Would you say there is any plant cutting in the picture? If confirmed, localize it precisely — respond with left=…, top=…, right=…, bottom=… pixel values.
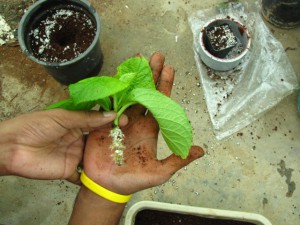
left=45, top=56, right=192, bottom=165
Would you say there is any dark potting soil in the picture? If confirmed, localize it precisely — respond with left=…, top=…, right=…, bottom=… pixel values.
left=135, top=210, right=256, bottom=225
left=206, top=24, right=237, bottom=52
left=203, top=22, right=246, bottom=59
left=28, top=6, right=96, bottom=63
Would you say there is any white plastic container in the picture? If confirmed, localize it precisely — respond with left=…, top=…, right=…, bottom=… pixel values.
left=198, top=17, right=251, bottom=71
left=125, top=201, right=272, bottom=225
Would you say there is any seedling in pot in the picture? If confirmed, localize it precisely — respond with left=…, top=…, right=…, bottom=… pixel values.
left=45, top=56, right=193, bottom=165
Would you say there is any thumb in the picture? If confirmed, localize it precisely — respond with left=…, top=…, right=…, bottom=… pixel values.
left=159, top=146, right=205, bottom=179
left=50, top=109, right=117, bottom=131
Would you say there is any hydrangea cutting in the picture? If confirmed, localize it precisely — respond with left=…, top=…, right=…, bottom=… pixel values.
left=45, top=56, right=193, bottom=165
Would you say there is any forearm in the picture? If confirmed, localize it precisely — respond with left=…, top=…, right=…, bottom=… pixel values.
left=69, top=186, right=126, bottom=225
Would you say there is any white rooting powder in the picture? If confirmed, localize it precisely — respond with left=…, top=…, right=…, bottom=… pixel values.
left=109, top=127, right=125, bottom=166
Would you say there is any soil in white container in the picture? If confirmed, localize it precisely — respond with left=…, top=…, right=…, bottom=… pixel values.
left=135, top=209, right=256, bottom=225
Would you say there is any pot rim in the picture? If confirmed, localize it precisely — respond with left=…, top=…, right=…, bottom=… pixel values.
left=18, top=0, right=101, bottom=67
left=199, top=17, right=251, bottom=63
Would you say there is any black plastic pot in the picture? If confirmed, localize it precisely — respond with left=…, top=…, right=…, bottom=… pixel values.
left=18, top=0, right=103, bottom=85
left=261, top=0, right=300, bottom=29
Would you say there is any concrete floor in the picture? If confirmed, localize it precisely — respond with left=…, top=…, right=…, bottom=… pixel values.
left=0, top=0, right=299, bottom=224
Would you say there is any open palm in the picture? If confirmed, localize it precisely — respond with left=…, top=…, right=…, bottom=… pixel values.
left=83, top=53, right=204, bottom=194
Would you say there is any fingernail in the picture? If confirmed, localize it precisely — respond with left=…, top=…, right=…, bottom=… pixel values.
left=103, top=111, right=116, bottom=118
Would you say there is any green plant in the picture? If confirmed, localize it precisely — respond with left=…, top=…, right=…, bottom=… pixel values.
left=46, top=56, right=192, bottom=165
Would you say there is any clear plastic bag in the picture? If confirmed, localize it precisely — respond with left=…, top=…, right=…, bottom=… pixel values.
left=188, top=2, right=299, bottom=140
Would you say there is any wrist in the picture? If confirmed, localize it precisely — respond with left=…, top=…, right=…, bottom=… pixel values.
left=79, top=185, right=127, bottom=207
left=0, top=122, right=14, bottom=176
left=0, top=148, right=11, bottom=176
left=69, top=186, right=126, bottom=225
left=80, top=170, right=132, bottom=203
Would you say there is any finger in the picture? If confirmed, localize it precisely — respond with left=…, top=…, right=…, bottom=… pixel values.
left=159, top=146, right=204, bottom=179
left=50, top=109, right=117, bottom=130
left=149, top=52, right=165, bottom=84
left=156, top=65, right=175, bottom=97
left=118, top=114, right=129, bottom=127
left=124, top=100, right=155, bottom=118
left=93, top=113, right=128, bottom=129
left=66, top=170, right=81, bottom=185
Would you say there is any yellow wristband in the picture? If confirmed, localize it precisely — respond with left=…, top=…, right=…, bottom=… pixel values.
left=80, top=170, right=132, bottom=203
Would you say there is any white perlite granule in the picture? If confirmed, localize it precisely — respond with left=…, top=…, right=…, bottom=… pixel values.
left=29, top=8, right=95, bottom=62
left=207, top=24, right=237, bottom=51
left=0, top=14, right=14, bottom=46
left=30, top=9, right=75, bottom=55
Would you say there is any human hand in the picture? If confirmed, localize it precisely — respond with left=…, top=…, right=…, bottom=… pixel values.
left=0, top=109, right=126, bottom=184
left=83, top=52, right=205, bottom=195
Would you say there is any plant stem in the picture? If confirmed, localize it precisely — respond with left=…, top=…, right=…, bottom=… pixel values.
left=114, top=103, right=134, bottom=126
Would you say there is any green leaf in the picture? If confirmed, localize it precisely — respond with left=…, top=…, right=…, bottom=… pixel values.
left=44, top=99, right=96, bottom=111
left=128, top=88, right=192, bottom=159
left=69, top=76, right=129, bottom=104
left=114, top=57, right=156, bottom=110
left=115, top=57, right=155, bottom=90
left=97, top=97, right=112, bottom=111
left=118, top=72, right=137, bottom=84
